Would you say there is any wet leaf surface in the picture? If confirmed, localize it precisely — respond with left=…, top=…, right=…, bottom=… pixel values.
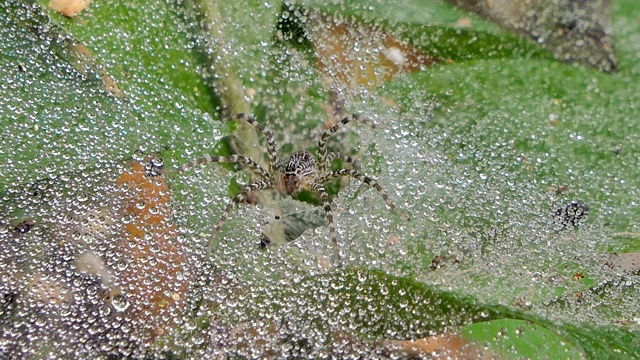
left=2, top=0, right=640, bottom=358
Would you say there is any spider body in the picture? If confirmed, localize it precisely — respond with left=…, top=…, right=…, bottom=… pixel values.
left=283, top=150, right=318, bottom=196
left=171, top=113, right=408, bottom=258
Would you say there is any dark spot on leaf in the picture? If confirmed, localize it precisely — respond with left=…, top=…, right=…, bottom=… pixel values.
left=144, top=157, right=164, bottom=177
left=430, top=255, right=447, bottom=270
left=554, top=201, right=588, bottom=227
left=14, top=219, right=35, bottom=234
left=260, top=235, right=271, bottom=248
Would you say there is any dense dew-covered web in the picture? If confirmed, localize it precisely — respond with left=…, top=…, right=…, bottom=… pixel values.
left=2, top=0, right=640, bottom=358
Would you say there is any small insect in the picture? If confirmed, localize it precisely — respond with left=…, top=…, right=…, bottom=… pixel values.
left=167, top=113, right=409, bottom=258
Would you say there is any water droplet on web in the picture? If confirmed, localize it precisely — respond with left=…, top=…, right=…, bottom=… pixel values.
left=111, top=293, right=129, bottom=312
left=0, top=0, right=636, bottom=357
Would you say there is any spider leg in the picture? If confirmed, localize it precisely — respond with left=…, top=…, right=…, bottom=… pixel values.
left=234, top=113, right=278, bottom=173
left=163, top=155, right=270, bottom=179
left=210, top=179, right=273, bottom=246
left=318, top=113, right=363, bottom=174
left=325, top=152, right=358, bottom=171
left=320, top=169, right=410, bottom=220
left=312, top=183, right=341, bottom=260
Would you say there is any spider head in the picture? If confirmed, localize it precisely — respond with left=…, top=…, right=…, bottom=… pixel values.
left=282, top=150, right=318, bottom=196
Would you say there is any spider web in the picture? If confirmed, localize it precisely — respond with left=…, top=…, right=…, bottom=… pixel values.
left=2, top=0, right=640, bottom=358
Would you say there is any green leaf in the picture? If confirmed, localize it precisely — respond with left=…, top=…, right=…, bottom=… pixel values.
left=461, top=319, right=584, bottom=359
left=42, top=0, right=220, bottom=115
left=1, top=0, right=226, bottom=191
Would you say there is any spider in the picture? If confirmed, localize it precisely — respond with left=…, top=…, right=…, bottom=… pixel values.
left=169, top=113, right=409, bottom=258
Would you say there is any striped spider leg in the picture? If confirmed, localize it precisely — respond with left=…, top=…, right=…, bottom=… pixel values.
left=171, top=154, right=276, bottom=248
left=282, top=114, right=409, bottom=259
left=165, top=113, right=279, bottom=248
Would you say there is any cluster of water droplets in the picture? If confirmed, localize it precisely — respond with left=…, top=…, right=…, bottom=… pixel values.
left=3, top=0, right=640, bottom=357
left=1, top=162, right=181, bottom=357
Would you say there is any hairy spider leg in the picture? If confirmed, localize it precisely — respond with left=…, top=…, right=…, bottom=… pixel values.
left=312, top=182, right=341, bottom=260
left=210, top=179, right=274, bottom=246
left=317, top=113, right=361, bottom=174
left=325, top=152, right=358, bottom=170
left=234, top=113, right=279, bottom=173
left=320, top=169, right=410, bottom=220
left=167, top=155, right=271, bottom=179
left=161, top=155, right=275, bottom=245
